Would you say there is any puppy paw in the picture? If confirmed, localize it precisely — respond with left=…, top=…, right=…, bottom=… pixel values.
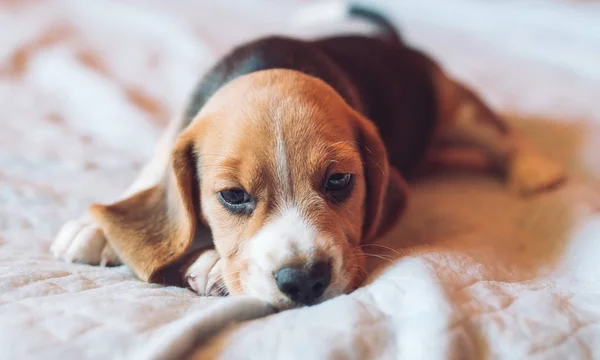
left=51, top=218, right=121, bottom=266
left=508, top=152, right=567, bottom=195
left=99, top=242, right=121, bottom=267
left=185, top=249, right=227, bottom=296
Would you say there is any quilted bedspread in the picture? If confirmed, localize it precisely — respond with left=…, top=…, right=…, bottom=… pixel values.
left=1, top=0, right=600, bottom=359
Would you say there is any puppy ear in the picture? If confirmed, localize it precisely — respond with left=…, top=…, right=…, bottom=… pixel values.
left=89, top=130, right=201, bottom=284
left=353, top=111, right=409, bottom=241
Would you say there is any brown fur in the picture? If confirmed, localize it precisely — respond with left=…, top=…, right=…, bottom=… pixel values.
left=89, top=129, right=200, bottom=283
left=87, top=65, right=566, bottom=296
left=51, top=9, right=565, bottom=307
left=89, top=70, right=406, bottom=293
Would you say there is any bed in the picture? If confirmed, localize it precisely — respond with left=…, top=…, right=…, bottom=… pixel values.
left=1, top=0, right=600, bottom=359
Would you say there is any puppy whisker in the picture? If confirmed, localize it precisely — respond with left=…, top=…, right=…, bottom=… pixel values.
left=350, top=263, right=368, bottom=276
left=221, top=270, right=243, bottom=278
left=356, top=243, right=402, bottom=257
left=358, top=252, right=395, bottom=264
left=361, top=146, right=386, bottom=176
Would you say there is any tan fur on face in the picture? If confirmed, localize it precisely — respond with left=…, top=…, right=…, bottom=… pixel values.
left=86, top=68, right=404, bottom=307
left=193, top=70, right=369, bottom=303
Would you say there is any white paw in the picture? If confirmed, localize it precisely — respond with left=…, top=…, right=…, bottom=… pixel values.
left=509, top=152, right=566, bottom=195
left=184, top=249, right=227, bottom=296
left=51, top=218, right=122, bottom=266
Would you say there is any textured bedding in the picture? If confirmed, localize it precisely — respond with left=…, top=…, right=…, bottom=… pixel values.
left=1, top=0, right=600, bottom=359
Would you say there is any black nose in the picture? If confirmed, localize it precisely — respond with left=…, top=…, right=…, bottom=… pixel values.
left=274, top=262, right=331, bottom=305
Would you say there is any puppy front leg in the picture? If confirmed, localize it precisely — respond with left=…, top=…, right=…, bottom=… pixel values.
left=52, top=114, right=188, bottom=266
left=182, top=249, right=227, bottom=296
left=432, top=69, right=566, bottom=195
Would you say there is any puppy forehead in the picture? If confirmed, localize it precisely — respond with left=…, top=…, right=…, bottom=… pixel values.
left=198, top=70, right=359, bottom=176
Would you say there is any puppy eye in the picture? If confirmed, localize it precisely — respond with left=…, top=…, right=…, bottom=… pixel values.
left=326, top=173, right=352, bottom=191
left=324, top=173, right=354, bottom=202
left=217, top=188, right=254, bottom=214
left=219, top=189, right=249, bottom=204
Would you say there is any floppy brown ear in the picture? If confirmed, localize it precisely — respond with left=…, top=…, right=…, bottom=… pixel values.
left=89, top=130, right=201, bottom=284
left=353, top=110, right=409, bottom=241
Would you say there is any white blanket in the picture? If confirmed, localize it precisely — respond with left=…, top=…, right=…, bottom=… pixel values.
left=1, top=1, right=600, bottom=359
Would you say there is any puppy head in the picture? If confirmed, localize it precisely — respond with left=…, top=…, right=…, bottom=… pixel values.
left=91, top=69, right=407, bottom=309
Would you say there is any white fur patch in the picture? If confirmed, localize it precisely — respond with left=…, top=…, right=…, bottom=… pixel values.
left=185, top=249, right=225, bottom=296
left=250, top=207, right=319, bottom=269
left=274, top=122, right=292, bottom=200
left=245, top=207, right=343, bottom=304
left=51, top=219, right=121, bottom=266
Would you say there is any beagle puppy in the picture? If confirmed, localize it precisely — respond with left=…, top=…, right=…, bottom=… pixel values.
left=51, top=6, right=565, bottom=310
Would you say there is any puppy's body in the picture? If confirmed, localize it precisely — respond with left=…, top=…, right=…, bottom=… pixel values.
left=52, top=6, right=566, bottom=310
